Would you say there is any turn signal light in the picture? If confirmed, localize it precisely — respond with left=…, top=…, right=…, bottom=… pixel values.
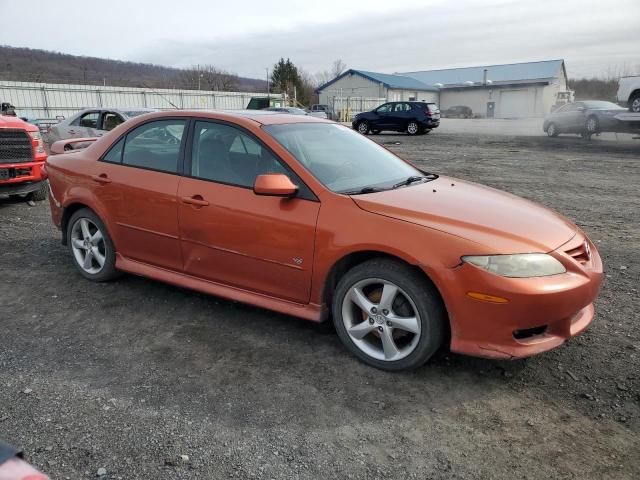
left=466, top=292, right=509, bottom=304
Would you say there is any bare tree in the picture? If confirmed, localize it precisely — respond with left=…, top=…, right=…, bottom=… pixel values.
left=182, top=65, right=240, bottom=91
left=331, top=59, right=347, bottom=78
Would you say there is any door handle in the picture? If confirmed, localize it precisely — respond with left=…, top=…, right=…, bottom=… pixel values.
left=181, top=195, right=209, bottom=207
left=91, top=174, right=112, bottom=184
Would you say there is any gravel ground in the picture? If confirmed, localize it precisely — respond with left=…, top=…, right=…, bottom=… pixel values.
left=1, top=128, right=638, bottom=479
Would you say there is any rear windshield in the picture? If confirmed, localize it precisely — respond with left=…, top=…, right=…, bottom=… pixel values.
left=420, top=103, right=439, bottom=112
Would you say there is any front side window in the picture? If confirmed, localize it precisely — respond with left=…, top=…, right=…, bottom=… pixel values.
left=375, top=104, right=392, bottom=114
left=73, top=111, right=99, bottom=128
left=263, top=123, right=423, bottom=193
left=394, top=103, right=411, bottom=112
left=121, top=120, right=185, bottom=173
left=191, top=121, right=288, bottom=187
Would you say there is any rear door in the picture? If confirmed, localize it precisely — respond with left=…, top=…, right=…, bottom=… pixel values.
left=390, top=102, right=412, bottom=128
left=91, top=118, right=187, bottom=270
left=177, top=119, right=320, bottom=303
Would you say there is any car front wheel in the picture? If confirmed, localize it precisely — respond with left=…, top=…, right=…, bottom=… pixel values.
left=356, top=121, right=370, bottom=135
left=67, top=208, right=119, bottom=282
left=630, top=93, right=640, bottom=113
left=585, top=116, right=599, bottom=135
left=547, top=122, right=559, bottom=137
left=406, top=121, right=419, bottom=135
left=332, top=259, right=446, bottom=371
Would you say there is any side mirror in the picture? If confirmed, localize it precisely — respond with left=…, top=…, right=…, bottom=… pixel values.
left=253, top=174, right=298, bottom=197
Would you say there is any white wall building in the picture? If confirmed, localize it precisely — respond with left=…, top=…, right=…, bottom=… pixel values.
left=317, top=60, right=571, bottom=118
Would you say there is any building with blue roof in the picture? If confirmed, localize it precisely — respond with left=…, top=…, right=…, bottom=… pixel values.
left=316, top=60, right=572, bottom=119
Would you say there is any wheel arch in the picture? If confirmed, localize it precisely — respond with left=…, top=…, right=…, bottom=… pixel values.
left=321, top=250, right=449, bottom=327
left=60, top=196, right=113, bottom=247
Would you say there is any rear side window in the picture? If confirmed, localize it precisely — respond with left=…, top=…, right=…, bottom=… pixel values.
left=121, top=120, right=185, bottom=173
left=103, top=138, right=124, bottom=163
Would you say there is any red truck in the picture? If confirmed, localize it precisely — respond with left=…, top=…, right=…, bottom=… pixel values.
left=0, top=103, right=48, bottom=201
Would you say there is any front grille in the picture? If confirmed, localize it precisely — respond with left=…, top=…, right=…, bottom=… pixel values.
left=565, top=242, right=591, bottom=265
left=0, top=129, right=33, bottom=164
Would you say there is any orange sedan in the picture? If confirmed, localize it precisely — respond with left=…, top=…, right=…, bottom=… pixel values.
left=46, top=111, right=603, bottom=370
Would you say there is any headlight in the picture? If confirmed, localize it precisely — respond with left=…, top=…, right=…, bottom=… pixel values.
left=462, top=253, right=566, bottom=278
left=28, top=130, right=45, bottom=154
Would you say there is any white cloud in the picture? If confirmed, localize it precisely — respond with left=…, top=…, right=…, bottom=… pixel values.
left=1, top=0, right=638, bottom=78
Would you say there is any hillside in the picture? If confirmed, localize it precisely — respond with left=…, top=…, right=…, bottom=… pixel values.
left=0, top=45, right=266, bottom=92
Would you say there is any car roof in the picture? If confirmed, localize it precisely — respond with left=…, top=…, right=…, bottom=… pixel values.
left=129, top=109, right=331, bottom=126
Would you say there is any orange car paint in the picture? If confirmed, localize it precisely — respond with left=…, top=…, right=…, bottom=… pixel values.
left=46, top=110, right=603, bottom=360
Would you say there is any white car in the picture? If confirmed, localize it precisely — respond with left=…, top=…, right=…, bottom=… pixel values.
left=48, top=108, right=157, bottom=146
left=617, top=76, right=640, bottom=112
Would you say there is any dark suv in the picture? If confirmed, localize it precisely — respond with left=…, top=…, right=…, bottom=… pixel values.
left=352, top=101, right=440, bottom=135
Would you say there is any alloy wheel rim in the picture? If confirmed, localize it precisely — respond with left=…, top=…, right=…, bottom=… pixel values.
left=632, top=98, right=640, bottom=113
left=342, top=278, right=422, bottom=361
left=358, top=122, right=368, bottom=134
left=548, top=124, right=556, bottom=136
left=408, top=123, right=418, bottom=134
left=71, top=218, right=106, bottom=274
left=587, top=118, right=597, bottom=132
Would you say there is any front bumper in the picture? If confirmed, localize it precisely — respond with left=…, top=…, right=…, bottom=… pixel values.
left=0, top=161, right=46, bottom=196
left=438, top=232, right=603, bottom=360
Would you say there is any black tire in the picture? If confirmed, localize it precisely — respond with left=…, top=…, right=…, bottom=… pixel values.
left=27, top=181, right=48, bottom=201
left=332, top=258, right=447, bottom=371
left=629, top=93, right=640, bottom=113
left=66, top=208, right=120, bottom=282
left=406, top=121, right=420, bottom=136
left=356, top=121, right=370, bottom=135
left=546, top=122, right=559, bottom=137
left=585, top=115, right=599, bottom=136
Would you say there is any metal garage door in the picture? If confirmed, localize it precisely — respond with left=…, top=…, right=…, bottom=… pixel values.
left=499, top=90, right=529, bottom=118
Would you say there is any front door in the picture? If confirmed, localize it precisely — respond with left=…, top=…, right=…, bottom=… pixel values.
left=486, top=102, right=495, bottom=118
left=177, top=120, right=320, bottom=303
left=372, top=103, right=394, bottom=129
left=91, top=118, right=187, bottom=270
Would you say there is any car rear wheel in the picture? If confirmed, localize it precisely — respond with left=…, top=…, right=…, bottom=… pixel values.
left=356, top=121, right=370, bottom=135
left=67, top=208, right=119, bottom=282
left=585, top=116, right=599, bottom=135
left=630, top=93, right=640, bottom=113
left=332, top=259, right=446, bottom=371
left=547, top=122, right=559, bottom=137
left=406, top=121, right=419, bottom=135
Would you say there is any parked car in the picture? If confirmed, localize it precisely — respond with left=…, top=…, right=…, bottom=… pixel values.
left=47, top=108, right=156, bottom=147
left=46, top=110, right=602, bottom=371
left=310, top=104, right=331, bottom=119
left=441, top=106, right=472, bottom=118
left=617, top=76, right=640, bottom=112
left=543, top=101, right=626, bottom=137
left=0, top=111, right=48, bottom=201
left=352, top=101, right=440, bottom=135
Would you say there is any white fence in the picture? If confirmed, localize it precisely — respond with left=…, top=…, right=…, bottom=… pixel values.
left=328, top=96, right=387, bottom=121
left=0, top=81, right=281, bottom=119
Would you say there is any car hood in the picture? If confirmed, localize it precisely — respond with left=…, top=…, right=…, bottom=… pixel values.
left=351, top=176, right=577, bottom=253
left=0, top=114, right=37, bottom=131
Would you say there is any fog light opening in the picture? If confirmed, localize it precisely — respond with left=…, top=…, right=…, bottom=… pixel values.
left=513, top=325, right=548, bottom=340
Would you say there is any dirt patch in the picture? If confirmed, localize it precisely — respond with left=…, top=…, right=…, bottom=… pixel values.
left=0, top=132, right=638, bottom=479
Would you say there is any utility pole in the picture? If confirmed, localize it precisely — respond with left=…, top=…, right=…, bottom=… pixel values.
left=197, top=64, right=201, bottom=91
left=266, top=67, right=270, bottom=96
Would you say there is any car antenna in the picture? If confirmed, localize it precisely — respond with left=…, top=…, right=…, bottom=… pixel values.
left=140, top=82, right=180, bottom=110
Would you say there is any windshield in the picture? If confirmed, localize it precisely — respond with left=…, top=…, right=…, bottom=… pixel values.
left=582, top=101, right=623, bottom=110
left=263, top=123, right=424, bottom=193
